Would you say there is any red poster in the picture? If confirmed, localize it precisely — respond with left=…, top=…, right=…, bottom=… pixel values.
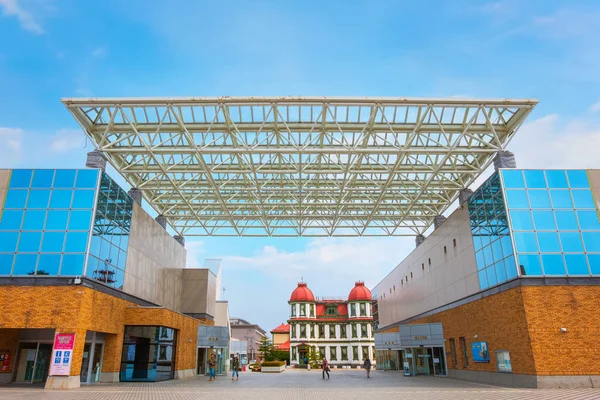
left=50, top=333, right=76, bottom=376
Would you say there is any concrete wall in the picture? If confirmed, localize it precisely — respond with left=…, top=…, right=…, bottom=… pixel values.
left=0, top=170, right=10, bottom=211
left=588, top=170, right=600, bottom=211
left=374, top=206, right=480, bottom=328
left=123, top=203, right=186, bottom=311
left=180, top=268, right=217, bottom=319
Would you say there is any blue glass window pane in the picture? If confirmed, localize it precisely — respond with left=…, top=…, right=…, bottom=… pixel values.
left=524, top=170, right=546, bottom=188
left=68, top=210, right=92, bottom=230
left=505, top=256, right=518, bottom=279
left=513, top=232, right=538, bottom=253
left=560, top=232, right=584, bottom=252
left=532, top=211, right=556, bottom=230
left=37, top=254, right=61, bottom=275
left=90, top=235, right=102, bottom=257
left=542, top=254, right=566, bottom=275
left=537, top=232, right=560, bottom=252
left=9, top=170, right=32, bottom=188
left=495, top=260, right=507, bottom=283
left=65, top=232, right=89, bottom=253
left=86, top=256, right=98, bottom=278
left=32, top=170, right=54, bottom=188
left=50, top=190, right=73, bottom=208
left=565, top=254, right=589, bottom=275
left=491, top=240, right=503, bottom=263
left=118, top=250, right=127, bottom=270
left=13, top=254, right=38, bottom=275
left=567, top=170, right=590, bottom=188
left=0, top=210, right=23, bottom=229
left=99, top=239, right=111, bottom=260
left=572, top=190, right=595, bottom=209
left=0, top=254, right=14, bottom=275
left=506, top=190, right=528, bottom=208
left=550, top=190, right=573, bottom=209
left=486, top=265, right=498, bottom=287
left=472, top=233, right=482, bottom=251
left=115, top=268, right=125, bottom=289
left=0, top=232, right=19, bottom=252
left=475, top=250, right=485, bottom=270
left=478, top=270, right=488, bottom=290
left=578, top=211, right=600, bottom=230
left=528, top=190, right=551, bottom=209
left=582, top=232, right=600, bottom=252
left=41, top=232, right=65, bottom=252
left=18, top=231, right=42, bottom=252
left=27, top=190, right=51, bottom=208
left=501, top=170, right=525, bottom=189
left=589, top=254, right=600, bottom=275
left=509, top=210, right=533, bottom=230
left=53, top=170, right=76, bottom=188
left=22, top=210, right=46, bottom=230
left=75, top=170, right=99, bottom=189
left=483, top=245, right=493, bottom=266
left=72, top=190, right=96, bottom=209
left=518, top=254, right=542, bottom=275
left=45, top=210, right=69, bottom=230
left=500, top=235, right=514, bottom=258
left=120, top=234, right=129, bottom=250
left=555, top=211, right=578, bottom=230
left=61, top=254, right=85, bottom=275
left=4, top=190, right=28, bottom=208
left=546, top=170, right=568, bottom=188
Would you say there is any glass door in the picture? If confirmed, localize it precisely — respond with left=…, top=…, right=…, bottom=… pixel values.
left=414, top=347, right=431, bottom=375
left=91, top=343, right=103, bottom=383
left=32, top=344, right=52, bottom=383
left=432, top=347, right=447, bottom=376
left=402, top=348, right=414, bottom=376
left=80, top=343, right=91, bottom=383
left=15, top=344, right=37, bottom=383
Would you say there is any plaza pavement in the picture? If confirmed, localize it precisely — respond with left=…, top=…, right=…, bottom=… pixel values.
left=1, top=369, right=600, bottom=400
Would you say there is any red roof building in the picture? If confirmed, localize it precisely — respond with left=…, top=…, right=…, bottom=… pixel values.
left=287, top=281, right=375, bottom=367
left=271, top=323, right=291, bottom=351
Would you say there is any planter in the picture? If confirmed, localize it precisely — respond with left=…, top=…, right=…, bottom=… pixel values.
left=261, top=365, right=285, bottom=373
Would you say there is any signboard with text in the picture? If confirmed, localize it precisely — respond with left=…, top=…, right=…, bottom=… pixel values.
left=49, top=333, right=76, bottom=376
left=471, top=341, right=490, bottom=363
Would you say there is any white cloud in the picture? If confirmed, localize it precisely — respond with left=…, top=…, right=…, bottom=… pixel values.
left=0, top=0, right=44, bottom=34
left=49, top=129, right=86, bottom=153
left=185, top=240, right=205, bottom=268
left=0, top=126, right=24, bottom=164
left=91, top=47, right=107, bottom=58
left=590, top=101, right=600, bottom=113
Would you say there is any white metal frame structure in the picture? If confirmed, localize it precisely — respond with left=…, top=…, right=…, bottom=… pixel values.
left=63, top=97, right=537, bottom=237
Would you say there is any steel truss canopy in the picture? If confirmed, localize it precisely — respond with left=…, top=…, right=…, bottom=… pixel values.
left=63, top=96, right=537, bottom=237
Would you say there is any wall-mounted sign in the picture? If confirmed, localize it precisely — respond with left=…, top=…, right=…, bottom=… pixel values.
left=471, top=341, right=490, bottom=363
left=49, top=333, right=76, bottom=376
left=403, top=361, right=410, bottom=376
left=0, top=352, right=12, bottom=373
left=414, top=336, right=428, bottom=340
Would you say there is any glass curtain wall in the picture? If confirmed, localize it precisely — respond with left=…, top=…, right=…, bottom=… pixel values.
left=467, top=172, right=518, bottom=290
left=0, top=169, right=98, bottom=276
left=120, top=326, right=177, bottom=382
left=501, top=169, right=600, bottom=276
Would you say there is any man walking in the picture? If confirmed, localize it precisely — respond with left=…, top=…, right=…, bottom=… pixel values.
left=363, top=357, right=372, bottom=378
left=208, top=353, right=217, bottom=381
left=321, top=357, right=330, bottom=379
left=231, top=355, right=240, bottom=380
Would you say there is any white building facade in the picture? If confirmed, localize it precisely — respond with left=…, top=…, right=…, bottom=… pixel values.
left=288, top=282, right=375, bottom=367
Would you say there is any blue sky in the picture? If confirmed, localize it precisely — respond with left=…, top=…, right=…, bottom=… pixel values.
left=2, top=0, right=600, bottom=333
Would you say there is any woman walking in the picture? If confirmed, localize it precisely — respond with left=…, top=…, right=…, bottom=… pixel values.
left=363, top=357, right=372, bottom=378
left=208, top=353, right=217, bottom=381
left=321, top=358, right=330, bottom=379
left=231, top=355, right=240, bottom=380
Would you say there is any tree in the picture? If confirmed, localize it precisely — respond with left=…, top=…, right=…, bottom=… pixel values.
left=307, top=346, right=321, bottom=368
left=257, top=336, right=273, bottom=362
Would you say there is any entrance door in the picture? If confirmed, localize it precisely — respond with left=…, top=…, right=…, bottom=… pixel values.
left=197, top=348, right=206, bottom=375
left=91, top=343, right=103, bottom=382
left=432, top=347, right=447, bottom=376
left=414, top=347, right=431, bottom=375
left=14, top=343, right=52, bottom=384
left=80, top=344, right=91, bottom=383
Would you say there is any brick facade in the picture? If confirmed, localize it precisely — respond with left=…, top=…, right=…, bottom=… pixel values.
left=0, top=285, right=206, bottom=381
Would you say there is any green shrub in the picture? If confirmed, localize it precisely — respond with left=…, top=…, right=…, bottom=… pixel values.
left=261, top=361, right=285, bottom=367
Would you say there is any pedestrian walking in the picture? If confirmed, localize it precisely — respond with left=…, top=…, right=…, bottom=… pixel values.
left=231, top=355, right=240, bottom=381
left=363, top=357, right=372, bottom=378
left=208, top=353, right=217, bottom=381
left=321, top=357, right=330, bottom=379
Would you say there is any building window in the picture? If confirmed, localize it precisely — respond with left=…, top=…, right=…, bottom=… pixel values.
left=450, top=338, right=457, bottom=368
left=319, top=325, right=325, bottom=339
left=300, top=325, right=306, bottom=338
left=350, top=303, right=356, bottom=317
left=292, top=347, right=297, bottom=361
left=362, top=346, right=368, bottom=360
left=359, top=303, right=366, bottom=316
left=329, top=325, right=336, bottom=338
left=410, top=272, right=413, bottom=279
left=460, top=337, right=469, bottom=367
left=496, top=350, right=512, bottom=373
left=291, top=305, right=296, bottom=317
left=326, top=306, right=337, bottom=315
left=330, top=346, right=337, bottom=361
left=299, top=304, right=306, bottom=317
left=340, top=325, right=347, bottom=338
left=361, top=324, right=368, bottom=338
left=319, top=346, right=325, bottom=359
left=341, top=347, right=348, bottom=360
left=310, top=305, right=315, bottom=317
left=393, top=285, right=395, bottom=292
left=290, top=325, right=295, bottom=338
left=444, top=245, right=447, bottom=254
left=428, top=258, right=431, bottom=265
left=352, top=346, right=359, bottom=360
left=352, top=324, right=358, bottom=338
left=453, top=238, right=457, bottom=247
left=422, top=263, right=424, bottom=270
left=309, top=324, right=314, bottom=339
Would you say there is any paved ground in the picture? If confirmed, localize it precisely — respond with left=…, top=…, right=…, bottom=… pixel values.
left=1, top=369, right=600, bottom=399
